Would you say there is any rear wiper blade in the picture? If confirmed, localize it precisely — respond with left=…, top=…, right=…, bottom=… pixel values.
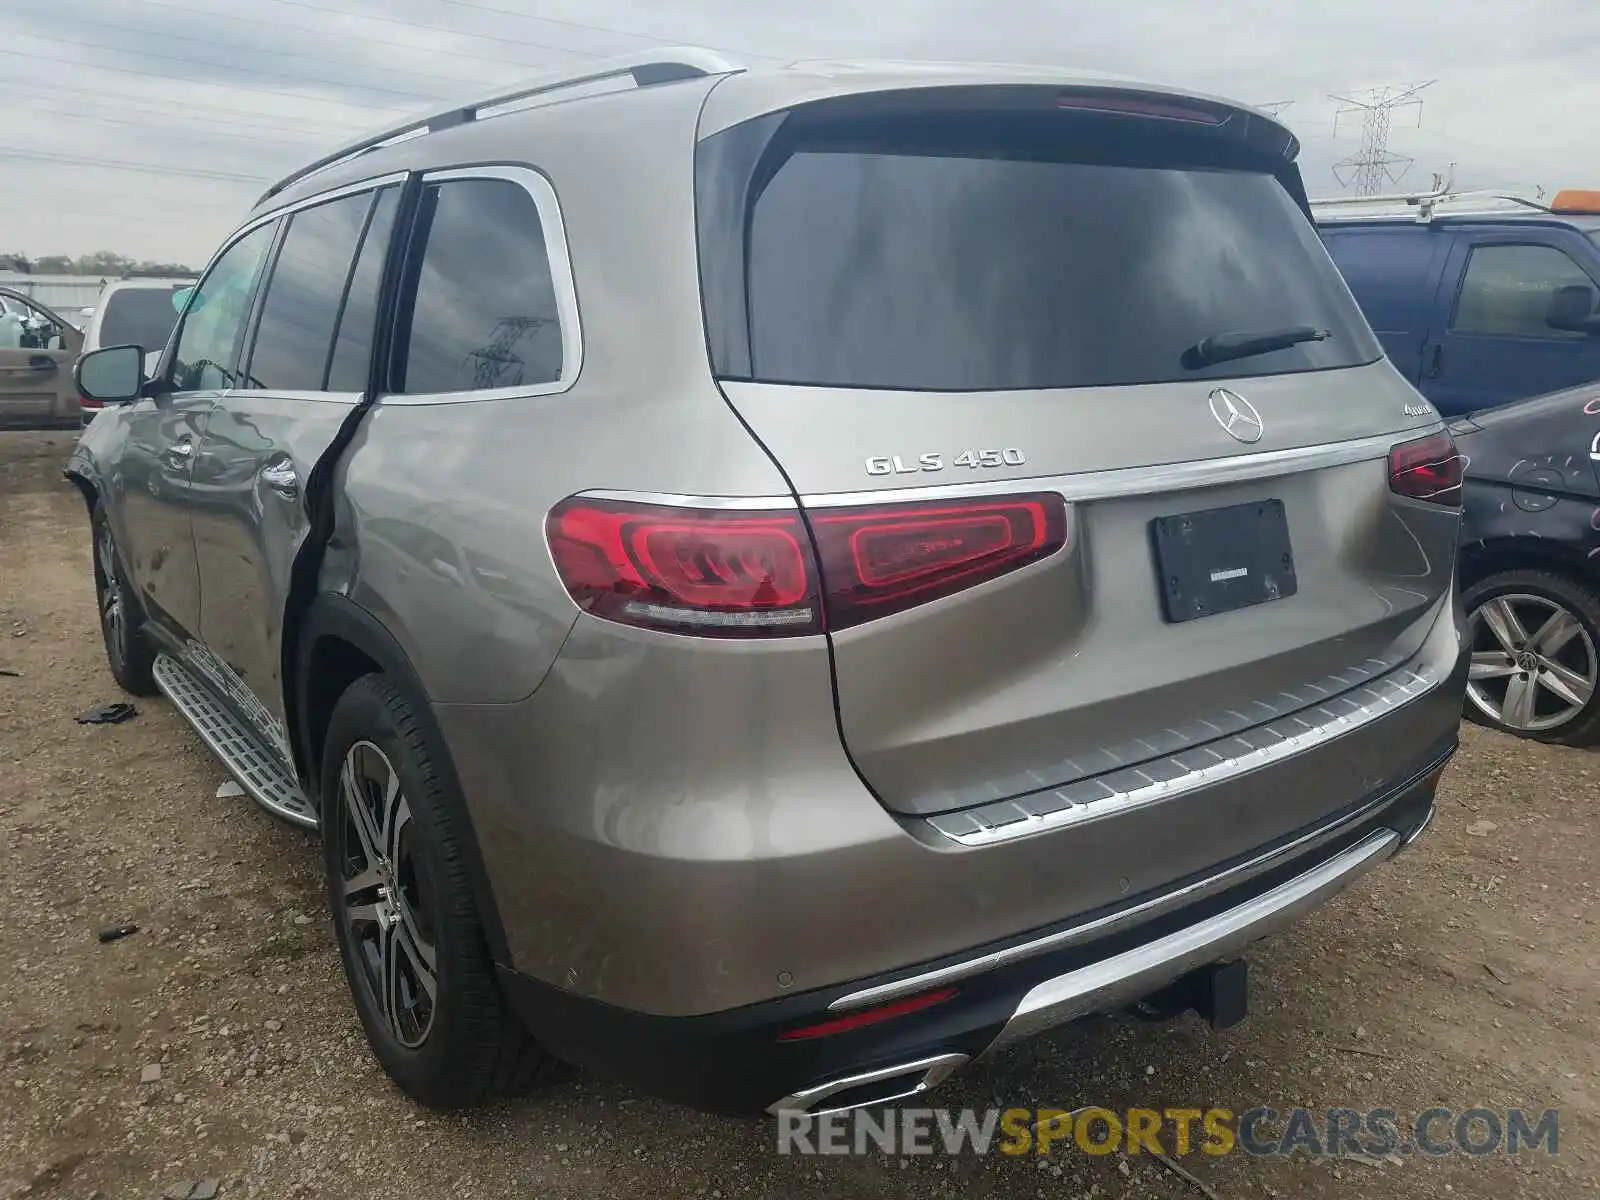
left=1182, top=325, right=1330, bottom=369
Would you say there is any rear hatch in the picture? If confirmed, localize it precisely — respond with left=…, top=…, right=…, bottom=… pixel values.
left=695, top=81, right=1460, bottom=821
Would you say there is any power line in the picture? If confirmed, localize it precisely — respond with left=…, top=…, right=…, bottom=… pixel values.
left=1329, top=81, right=1435, bottom=196
left=42, top=8, right=501, bottom=93
left=0, top=43, right=403, bottom=116
left=0, top=145, right=270, bottom=184
left=249, top=0, right=606, bottom=61
left=0, top=75, right=367, bottom=135
left=0, top=80, right=345, bottom=138
left=9, top=28, right=434, bottom=105
left=422, top=0, right=782, bottom=60
left=10, top=100, right=315, bottom=150
left=115, top=0, right=570, bottom=73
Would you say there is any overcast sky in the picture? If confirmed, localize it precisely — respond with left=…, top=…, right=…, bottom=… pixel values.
left=2, top=0, right=1595, bottom=265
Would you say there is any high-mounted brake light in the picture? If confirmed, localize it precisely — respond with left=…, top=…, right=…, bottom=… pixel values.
left=547, top=491, right=1069, bottom=638
left=1389, top=430, right=1463, bottom=506
left=1055, top=90, right=1227, bottom=125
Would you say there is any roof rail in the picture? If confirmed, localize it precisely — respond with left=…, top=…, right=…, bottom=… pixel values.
left=1310, top=185, right=1552, bottom=223
left=256, top=46, right=744, bottom=206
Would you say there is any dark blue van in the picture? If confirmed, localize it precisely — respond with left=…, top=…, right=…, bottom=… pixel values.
left=1316, top=189, right=1600, bottom=417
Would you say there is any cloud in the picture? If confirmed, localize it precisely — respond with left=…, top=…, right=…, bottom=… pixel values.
left=2, top=0, right=1596, bottom=262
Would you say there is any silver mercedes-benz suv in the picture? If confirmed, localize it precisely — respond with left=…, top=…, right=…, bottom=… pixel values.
left=66, top=50, right=1468, bottom=1116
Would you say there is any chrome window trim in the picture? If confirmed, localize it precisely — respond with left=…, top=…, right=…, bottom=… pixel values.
left=581, top=427, right=1439, bottom=512
left=219, top=389, right=362, bottom=408
left=377, top=164, right=583, bottom=407
left=242, top=171, right=412, bottom=234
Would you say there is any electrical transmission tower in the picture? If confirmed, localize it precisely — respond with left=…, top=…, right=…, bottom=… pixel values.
left=1328, top=82, right=1434, bottom=195
left=467, top=316, right=550, bottom=390
left=1255, top=100, right=1293, bottom=118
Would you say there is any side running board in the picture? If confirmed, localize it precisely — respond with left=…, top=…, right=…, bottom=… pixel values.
left=152, top=654, right=317, bottom=829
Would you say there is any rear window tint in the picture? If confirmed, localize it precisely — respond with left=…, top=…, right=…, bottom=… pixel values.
left=98, top=287, right=186, bottom=354
left=699, top=110, right=1380, bottom=391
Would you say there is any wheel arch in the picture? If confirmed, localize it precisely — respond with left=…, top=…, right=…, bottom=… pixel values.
left=1458, top=535, right=1597, bottom=594
left=290, top=592, right=514, bottom=966
left=62, top=465, right=99, bottom=515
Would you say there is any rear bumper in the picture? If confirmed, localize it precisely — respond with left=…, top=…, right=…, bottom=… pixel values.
left=498, top=738, right=1451, bottom=1115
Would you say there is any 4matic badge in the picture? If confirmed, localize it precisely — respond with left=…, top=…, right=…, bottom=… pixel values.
left=865, top=448, right=1027, bottom=476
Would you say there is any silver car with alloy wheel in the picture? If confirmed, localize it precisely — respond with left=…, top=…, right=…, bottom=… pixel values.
left=66, top=50, right=1469, bottom=1116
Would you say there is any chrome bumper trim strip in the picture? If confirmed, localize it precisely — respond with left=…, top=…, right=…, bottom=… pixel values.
left=926, top=655, right=1441, bottom=848
left=984, top=828, right=1399, bottom=1052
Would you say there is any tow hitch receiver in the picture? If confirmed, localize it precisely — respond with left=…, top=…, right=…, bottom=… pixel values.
left=1132, top=959, right=1250, bottom=1030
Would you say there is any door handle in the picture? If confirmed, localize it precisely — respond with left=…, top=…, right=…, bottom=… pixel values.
left=27, top=355, right=55, bottom=371
left=1424, top=343, right=1444, bottom=379
left=260, top=460, right=299, bottom=500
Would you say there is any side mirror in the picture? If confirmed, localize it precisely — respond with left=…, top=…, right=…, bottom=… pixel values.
left=75, top=344, right=147, bottom=405
left=171, top=286, right=195, bottom=313
left=1546, top=284, right=1600, bottom=335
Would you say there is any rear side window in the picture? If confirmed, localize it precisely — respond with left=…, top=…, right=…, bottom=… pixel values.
left=326, top=188, right=401, bottom=391
left=246, top=191, right=374, bottom=391
left=1320, top=228, right=1440, bottom=335
left=98, top=287, right=186, bottom=354
left=1452, top=243, right=1595, bottom=339
left=698, top=106, right=1380, bottom=391
left=392, top=178, right=563, bottom=395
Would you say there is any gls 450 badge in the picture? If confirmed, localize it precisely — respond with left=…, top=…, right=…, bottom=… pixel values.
left=865, top=448, right=1027, bottom=476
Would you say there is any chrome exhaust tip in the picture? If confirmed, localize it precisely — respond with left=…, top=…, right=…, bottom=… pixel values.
left=766, top=1052, right=968, bottom=1118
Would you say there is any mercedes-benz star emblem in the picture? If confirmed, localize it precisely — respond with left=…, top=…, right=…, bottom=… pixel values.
left=1208, top=388, right=1264, bottom=444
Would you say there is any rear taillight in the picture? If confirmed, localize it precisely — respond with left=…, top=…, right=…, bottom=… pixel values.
left=546, top=498, right=820, bottom=636
left=546, top=491, right=1068, bottom=637
left=78, top=394, right=102, bottom=410
left=1388, top=431, right=1463, bottom=506
left=810, top=494, right=1069, bottom=629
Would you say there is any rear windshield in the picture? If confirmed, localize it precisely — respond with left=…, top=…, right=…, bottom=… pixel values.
left=697, top=102, right=1380, bottom=391
left=99, top=287, right=185, bottom=353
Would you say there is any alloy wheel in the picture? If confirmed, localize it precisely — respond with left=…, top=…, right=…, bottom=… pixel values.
left=336, top=741, right=439, bottom=1048
left=1466, top=593, right=1598, bottom=732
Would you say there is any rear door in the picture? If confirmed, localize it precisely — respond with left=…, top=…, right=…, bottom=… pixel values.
left=1320, top=224, right=1453, bottom=385
left=0, top=289, right=82, bottom=427
left=190, top=183, right=401, bottom=748
left=1424, top=229, right=1600, bottom=416
left=697, top=89, right=1458, bottom=821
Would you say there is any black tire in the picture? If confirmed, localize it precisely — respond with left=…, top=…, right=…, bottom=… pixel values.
left=320, top=673, right=555, bottom=1109
left=90, top=501, right=158, bottom=696
left=1461, top=568, right=1600, bottom=746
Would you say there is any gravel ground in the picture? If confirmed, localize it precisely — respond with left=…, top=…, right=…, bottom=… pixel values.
left=2, top=428, right=1596, bottom=1199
